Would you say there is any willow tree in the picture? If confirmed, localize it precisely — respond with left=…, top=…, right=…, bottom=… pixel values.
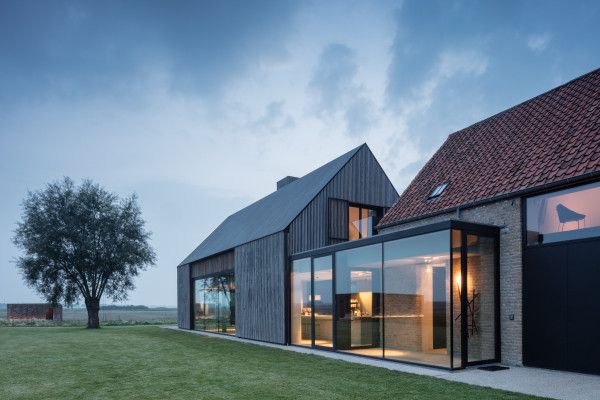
left=13, top=178, right=156, bottom=328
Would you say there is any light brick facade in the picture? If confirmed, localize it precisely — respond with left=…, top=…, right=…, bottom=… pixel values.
left=379, top=198, right=523, bottom=366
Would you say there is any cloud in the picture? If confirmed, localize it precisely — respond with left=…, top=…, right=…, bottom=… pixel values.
left=0, top=0, right=300, bottom=104
left=308, top=43, right=377, bottom=137
left=251, top=101, right=295, bottom=134
left=527, top=33, right=551, bottom=52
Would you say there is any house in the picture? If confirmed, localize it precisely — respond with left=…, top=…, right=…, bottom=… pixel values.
left=177, top=144, right=399, bottom=343
left=7, top=304, right=63, bottom=321
left=377, top=67, right=600, bottom=374
left=177, top=67, right=600, bottom=374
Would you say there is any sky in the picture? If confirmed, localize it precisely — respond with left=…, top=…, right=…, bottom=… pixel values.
left=1, top=0, right=599, bottom=307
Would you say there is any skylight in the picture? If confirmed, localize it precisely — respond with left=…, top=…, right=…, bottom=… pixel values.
left=429, top=183, right=448, bottom=199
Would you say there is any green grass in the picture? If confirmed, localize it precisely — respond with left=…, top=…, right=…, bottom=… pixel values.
left=0, top=326, right=544, bottom=400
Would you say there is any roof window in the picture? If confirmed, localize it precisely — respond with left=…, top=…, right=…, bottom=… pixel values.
left=429, top=183, right=448, bottom=199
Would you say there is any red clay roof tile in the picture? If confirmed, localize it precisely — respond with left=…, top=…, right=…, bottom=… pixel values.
left=379, top=68, right=600, bottom=228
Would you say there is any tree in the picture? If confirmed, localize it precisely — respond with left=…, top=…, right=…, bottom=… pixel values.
left=13, top=178, right=156, bottom=328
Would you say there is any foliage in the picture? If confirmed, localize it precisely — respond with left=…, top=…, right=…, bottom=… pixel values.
left=12, top=177, right=156, bottom=328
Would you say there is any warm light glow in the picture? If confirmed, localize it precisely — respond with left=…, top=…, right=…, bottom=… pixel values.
left=455, top=273, right=462, bottom=289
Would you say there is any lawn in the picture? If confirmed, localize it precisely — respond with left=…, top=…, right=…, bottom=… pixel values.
left=0, top=326, right=543, bottom=400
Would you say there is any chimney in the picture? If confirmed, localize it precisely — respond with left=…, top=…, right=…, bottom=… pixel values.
left=277, top=176, right=299, bottom=190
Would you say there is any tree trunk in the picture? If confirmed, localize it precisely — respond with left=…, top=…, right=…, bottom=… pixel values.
left=85, top=298, right=100, bottom=329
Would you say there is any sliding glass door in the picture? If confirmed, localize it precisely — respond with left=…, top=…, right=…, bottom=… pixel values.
left=313, top=256, right=333, bottom=347
left=335, top=244, right=382, bottom=357
left=289, top=222, right=498, bottom=369
left=383, top=230, right=451, bottom=367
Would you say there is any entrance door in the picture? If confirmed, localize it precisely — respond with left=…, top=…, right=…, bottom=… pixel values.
left=524, top=238, right=600, bottom=374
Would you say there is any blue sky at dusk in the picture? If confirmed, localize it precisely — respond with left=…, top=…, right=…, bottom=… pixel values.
left=1, top=0, right=599, bottom=306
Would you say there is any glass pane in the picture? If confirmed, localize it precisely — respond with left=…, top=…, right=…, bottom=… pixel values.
left=383, top=230, right=451, bottom=368
left=452, top=229, right=462, bottom=368
left=194, top=278, right=208, bottom=331
left=360, top=208, right=372, bottom=238
left=291, top=258, right=312, bottom=346
left=193, top=274, right=235, bottom=335
left=314, top=256, right=333, bottom=347
left=527, top=181, right=600, bottom=245
left=335, top=244, right=382, bottom=357
left=466, top=235, right=496, bottom=363
left=348, top=206, right=360, bottom=241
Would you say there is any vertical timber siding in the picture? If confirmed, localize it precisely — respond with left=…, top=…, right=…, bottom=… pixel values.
left=288, top=145, right=398, bottom=254
left=177, top=264, right=191, bottom=329
left=190, top=251, right=234, bottom=278
left=235, top=232, right=286, bottom=343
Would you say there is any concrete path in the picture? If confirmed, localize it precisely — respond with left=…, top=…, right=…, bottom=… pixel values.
left=164, top=326, right=600, bottom=400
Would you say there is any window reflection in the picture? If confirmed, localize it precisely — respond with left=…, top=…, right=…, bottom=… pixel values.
left=384, top=231, right=451, bottom=367
left=336, top=244, right=382, bottom=357
left=348, top=205, right=378, bottom=241
left=527, top=181, right=600, bottom=245
left=291, top=258, right=312, bottom=346
left=193, top=272, right=235, bottom=335
left=314, top=256, right=333, bottom=347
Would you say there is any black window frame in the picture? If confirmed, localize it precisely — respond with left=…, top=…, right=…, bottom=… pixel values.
left=288, top=219, right=500, bottom=371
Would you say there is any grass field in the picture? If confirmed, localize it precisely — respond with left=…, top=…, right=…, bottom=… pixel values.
left=0, top=326, right=544, bottom=400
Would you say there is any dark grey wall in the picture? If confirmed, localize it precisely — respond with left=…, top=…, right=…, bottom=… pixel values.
left=190, top=250, right=234, bottom=278
left=288, top=145, right=398, bottom=254
left=234, top=232, right=286, bottom=343
left=177, top=264, right=191, bottom=329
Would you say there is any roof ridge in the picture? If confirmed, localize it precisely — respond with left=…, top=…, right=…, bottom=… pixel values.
left=178, top=143, right=365, bottom=266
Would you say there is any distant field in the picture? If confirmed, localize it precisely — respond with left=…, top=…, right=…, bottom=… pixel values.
left=0, top=308, right=176, bottom=323
left=62, top=308, right=176, bottom=323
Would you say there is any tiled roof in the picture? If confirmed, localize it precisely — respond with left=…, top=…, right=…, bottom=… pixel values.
left=379, top=68, right=600, bottom=228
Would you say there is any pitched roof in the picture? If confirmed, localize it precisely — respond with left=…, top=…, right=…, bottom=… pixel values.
left=180, top=144, right=364, bottom=265
left=379, top=68, right=600, bottom=228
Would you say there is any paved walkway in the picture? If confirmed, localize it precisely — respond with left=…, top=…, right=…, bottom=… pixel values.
left=164, top=326, right=600, bottom=400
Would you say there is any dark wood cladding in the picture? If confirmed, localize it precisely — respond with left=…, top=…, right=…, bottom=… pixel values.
left=328, top=198, right=349, bottom=240
left=234, top=232, right=286, bottom=344
left=288, top=145, right=399, bottom=254
left=190, top=251, right=234, bottom=278
left=177, top=264, right=191, bottom=329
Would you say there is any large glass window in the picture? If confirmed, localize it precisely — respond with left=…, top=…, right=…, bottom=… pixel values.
left=314, top=256, right=333, bottom=347
left=290, top=224, right=498, bottom=369
left=527, top=181, right=600, bottom=245
left=193, top=272, right=235, bottom=335
left=335, top=244, right=382, bottom=357
left=348, top=205, right=378, bottom=240
left=291, top=258, right=312, bottom=346
left=384, top=230, right=451, bottom=367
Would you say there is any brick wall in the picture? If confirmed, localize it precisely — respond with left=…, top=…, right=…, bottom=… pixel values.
left=7, top=304, right=63, bottom=321
left=379, top=198, right=523, bottom=366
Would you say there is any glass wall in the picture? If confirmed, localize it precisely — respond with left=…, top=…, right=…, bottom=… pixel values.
left=466, top=234, right=496, bottom=363
left=526, top=181, right=600, bottom=245
left=336, top=244, right=382, bottom=357
left=314, top=256, right=333, bottom=347
left=193, top=272, right=235, bottom=335
left=291, top=258, right=312, bottom=346
left=384, top=230, right=451, bottom=367
left=290, top=223, right=498, bottom=369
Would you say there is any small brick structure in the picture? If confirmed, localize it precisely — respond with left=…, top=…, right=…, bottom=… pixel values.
left=7, top=303, right=63, bottom=321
